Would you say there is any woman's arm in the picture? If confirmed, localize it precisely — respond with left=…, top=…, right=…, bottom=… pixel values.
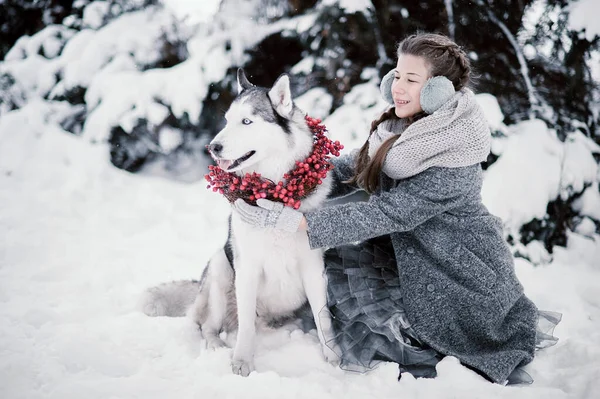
left=305, top=165, right=480, bottom=249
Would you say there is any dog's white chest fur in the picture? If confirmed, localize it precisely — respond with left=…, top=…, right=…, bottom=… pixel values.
left=232, top=216, right=316, bottom=316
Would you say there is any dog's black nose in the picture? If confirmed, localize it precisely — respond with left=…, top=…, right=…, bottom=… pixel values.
left=208, top=142, right=223, bottom=155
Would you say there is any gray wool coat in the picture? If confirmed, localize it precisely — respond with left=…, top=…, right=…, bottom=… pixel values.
left=305, top=152, right=539, bottom=384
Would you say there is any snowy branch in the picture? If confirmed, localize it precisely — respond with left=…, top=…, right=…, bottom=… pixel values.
left=444, top=0, right=455, bottom=39
left=476, top=0, right=539, bottom=118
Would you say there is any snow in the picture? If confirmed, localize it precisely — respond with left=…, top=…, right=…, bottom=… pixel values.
left=2, top=1, right=320, bottom=144
left=1, top=54, right=59, bottom=100
left=62, top=8, right=181, bottom=89
left=573, top=182, right=600, bottom=221
left=575, top=217, right=597, bottom=237
left=523, top=43, right=537, bottom=59
left=2, top=97, right=600, bottom=399
left=5, top=25, right=76, bottom=61
left=324, top=80, right=389, bottom=153
left=291, top=56, right=316, bottom=75
left=1, top=100, right=600, bottom=398
left=444, top=0, right=455, bottom=39
left=1, top=2, right=600, bottom=398
left=82, top=1, right=111, bottom=29
left=476, top=93, right=506, bottom=133
left=560, top=130, right=600, bottom=199
left=162, top=0, right=222, bottom=25
left=568, top=0, right=600, bottom=41
left=481, top=119, right=563, bottom=237
left=295, top=87, right=334, bottom=120
left=319, top=0, right=373, bottom=15
left=159, top=125, right=184, bottom=153
left=3, top=102, right=599, bottom=398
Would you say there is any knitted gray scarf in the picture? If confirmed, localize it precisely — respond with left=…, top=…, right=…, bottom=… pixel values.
left=368, top=89, right=491, bottom=180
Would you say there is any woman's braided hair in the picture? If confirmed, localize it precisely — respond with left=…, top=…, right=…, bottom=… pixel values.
left=399, top=33, right=471, bottom=92
left=347, top=33, right=472, bottom=193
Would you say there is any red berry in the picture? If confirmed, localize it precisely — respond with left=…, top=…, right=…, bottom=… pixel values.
left=205, top=116, right=342, bottom=208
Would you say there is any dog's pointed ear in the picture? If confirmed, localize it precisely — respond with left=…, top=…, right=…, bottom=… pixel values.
left=268, top=74, right=293, bottom=117
left=237, top=68, right=253, bottom=93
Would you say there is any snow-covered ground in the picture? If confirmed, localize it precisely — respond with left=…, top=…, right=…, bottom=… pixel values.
left=1, top=0, right=600, bottom=398
left=1, top=98, right=600, bottom=399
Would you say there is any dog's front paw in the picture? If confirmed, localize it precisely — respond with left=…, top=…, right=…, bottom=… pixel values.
left=231, top=358, right=255, bottom=377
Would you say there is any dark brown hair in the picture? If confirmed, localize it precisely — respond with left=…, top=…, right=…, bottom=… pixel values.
left=347, top=33, right=472, bottom=193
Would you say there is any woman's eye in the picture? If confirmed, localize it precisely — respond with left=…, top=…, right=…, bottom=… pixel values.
left=408, top=79, right=416, bottom=83
left=393, top=75, right=399, bottom=80
left=242, top=118, right=253, bottom=125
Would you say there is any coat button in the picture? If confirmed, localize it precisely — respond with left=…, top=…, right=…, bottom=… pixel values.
left=426, top=284, right=435, bottom=292
left=407, top=247, right=415, bottom=254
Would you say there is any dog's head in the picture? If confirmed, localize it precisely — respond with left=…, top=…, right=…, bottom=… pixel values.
left=207, top=69, right=312, bottom=177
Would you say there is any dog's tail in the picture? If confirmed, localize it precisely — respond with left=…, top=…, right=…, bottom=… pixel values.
left=139, top=278, right=203, bottom=317
left=140, top=245, right=232, bottom=321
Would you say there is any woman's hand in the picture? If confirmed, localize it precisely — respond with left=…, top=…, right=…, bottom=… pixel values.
left=234, top=199, right=305, bottom=233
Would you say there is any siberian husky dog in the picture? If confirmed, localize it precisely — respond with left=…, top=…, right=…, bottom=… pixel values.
left=141, top=69, right=338, bottom=376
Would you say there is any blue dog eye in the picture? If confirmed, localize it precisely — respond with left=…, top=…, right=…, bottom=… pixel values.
left=242, top=118, right=252, bottom=125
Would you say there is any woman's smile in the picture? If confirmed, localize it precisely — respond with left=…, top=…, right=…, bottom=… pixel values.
left=391, top=54, right=430, bottom=118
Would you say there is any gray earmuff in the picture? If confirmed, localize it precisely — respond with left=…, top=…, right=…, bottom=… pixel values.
left=379, top=70, right=455, bottom=114
left=379, top=69, right=395, bottom=105
left=420, top=76, right=455, bottom=114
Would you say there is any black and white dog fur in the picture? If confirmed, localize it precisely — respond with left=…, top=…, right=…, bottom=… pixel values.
left=141, top=69, right=338, bottom=376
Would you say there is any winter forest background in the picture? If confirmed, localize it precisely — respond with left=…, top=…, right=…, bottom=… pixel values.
left=1, top=1, right=599, bottom=398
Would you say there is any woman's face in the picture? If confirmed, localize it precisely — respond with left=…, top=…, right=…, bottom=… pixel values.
left=391, top=54, right=430, bottom=119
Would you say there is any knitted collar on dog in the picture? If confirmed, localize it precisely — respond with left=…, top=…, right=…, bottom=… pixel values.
left=205, top=116, right=344, bottom=209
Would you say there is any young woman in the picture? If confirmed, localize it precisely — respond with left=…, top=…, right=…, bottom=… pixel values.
left=234, top=33, right=560, bottom=385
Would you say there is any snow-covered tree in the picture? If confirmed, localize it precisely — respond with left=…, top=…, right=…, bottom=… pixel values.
left=1, top=0, right=599, bottom=259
